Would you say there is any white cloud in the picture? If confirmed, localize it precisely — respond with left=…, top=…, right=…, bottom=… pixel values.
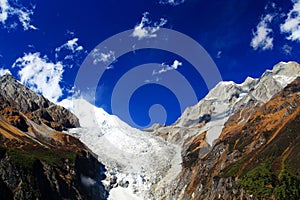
left=131, top=12, right=167, bottom=40
left=282, top=44, right=293, bottom=55
left=280, top=0, right=300, bottom=41
left=76, top=46, right=83, bottom=51
left=216, top=51, right=222, bottom=58
left=55, top=38, right=85, bottom=69
left=0, top=68, right=11, bottom=76
left=0, top=0, right=37, bottom=30
left=159, top=0, right=186, bottom=6
left=92, top=49, right=116, bottom=68
left=153, top=59, right=182, bottom=75
left=250, top=14, right=274, bottom=50
left=55, top=38, right=84, bottom=55
left=12, top=53, right=64, bottom=103
left=0, top=0, right=9, bottom=23
left=170, top=60, right=182, bottom=69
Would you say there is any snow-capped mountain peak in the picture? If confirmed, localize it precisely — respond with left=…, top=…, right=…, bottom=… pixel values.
left=60, top=98, right=180, bottom=200
left=59, top=61, right=300, bottom=199
left=150, top=61, right=300, bottom=146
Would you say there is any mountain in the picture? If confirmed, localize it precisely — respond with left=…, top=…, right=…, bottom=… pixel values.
left=0, top=74, right=108, bottom=200
left=62, top=98, right=179, bottom=199
left=167, top=76, right=300, bottom=200
left=0, top=74, right=79, bottom=132
left=62, top=61, right=300, bottom=200
left=147, top=61, right=300, bottom=145
left=146, top=61, right=300, bottom=199
left=2, top=60, right=298, bottom=199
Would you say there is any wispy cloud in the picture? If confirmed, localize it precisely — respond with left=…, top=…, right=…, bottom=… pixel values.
left=216, top=51, right=222, bottom=58
left=282, top=44, right=293, bottom=55
left=12, top=53, right=64, bottom=103
left=159, top=0, right=186, bottom=6
left=280, top=0, right=300, bottom=41
left=153, top=60, right=182, bottom=75
left=91, top=49, right=116, bottom=68
left=55, top=37, right=85, bottom=68
left=131, top=12, right=167, bottom=40
left=0, top=0, right=37, bottom=30
left=0, top=68, right=11, bottom=77
left=250, top=14, right=274, bottom=50
left=55, top=38, right=84, bottom=55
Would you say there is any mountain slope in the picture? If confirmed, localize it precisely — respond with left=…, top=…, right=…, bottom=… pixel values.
left=154, top=62, right=300, bottom=199
left=59, top=61, right=300, bottom=200
left=147, top=62, right=300, bottom=146
left=171, top=77, right=300, bottom=200
left=63, top=98, right=180, bottom=199
left=0, top=74, right=79, bottom=131
left=0, top=74, right=107, bottom=200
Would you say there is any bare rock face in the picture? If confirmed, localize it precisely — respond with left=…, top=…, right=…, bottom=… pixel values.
left=151, top=62, right=300, bottom=200
left=0, top=74, right=79, bottom=131
left=150, top=62, right=300, bottom=145
left=0, top=74, right=108, bottom=200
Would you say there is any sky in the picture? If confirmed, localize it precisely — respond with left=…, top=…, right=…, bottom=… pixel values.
left=0, top=0, right=300, bottom=128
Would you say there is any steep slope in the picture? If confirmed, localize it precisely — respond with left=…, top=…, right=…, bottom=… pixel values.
left=62, top=98, right=179, bottom=199
left=148, top=61, right=300, bottom=146
left=154, top=62, right=300, bottom=199
left=60, top=61, right=300, bottom=200
left=0, top=75, right=107, bottom=200
left=0, top=74, right=79, bottom=131
left=170, top=77, right=300, bottom=200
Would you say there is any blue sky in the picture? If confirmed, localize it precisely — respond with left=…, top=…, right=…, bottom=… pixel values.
left=1, top=0, right=300, bottom=128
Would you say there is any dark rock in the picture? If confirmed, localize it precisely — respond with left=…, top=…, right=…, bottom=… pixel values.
left=198, top=114, right=211, bottom=124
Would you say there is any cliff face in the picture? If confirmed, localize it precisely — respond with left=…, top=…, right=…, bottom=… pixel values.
left=148, top=62, right=300, bottom=146
left=170, top=77, right=300, bottom=200
left=0, top=74, right=79, bottom=131
left=0, top=74, right=107, bottom=200
left=150, top=62, right=300, bottom=200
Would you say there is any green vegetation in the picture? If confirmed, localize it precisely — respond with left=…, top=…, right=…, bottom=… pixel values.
left=273, top=170, right=300, bottom=200
left=5, top=146, right=77, bottom=169
left=237, top=163, right=300, bottom=200
left=220, top=157, right=247, bottom=177
left=237, top=162, right=276, bottom=198
left=7, top=149, right=37, bottom=169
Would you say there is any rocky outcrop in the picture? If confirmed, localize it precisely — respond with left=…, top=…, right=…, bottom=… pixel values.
left=176, top=77, right=300, bottom=200
left=0, top=74, right=79, bottom=131
left=0, top=75, right=108, bottom=199
left=151, top=62, right=300, bottom=199
left=0, top=146, right=107, bottom=200
left=149, top=62, right=300, bottom=145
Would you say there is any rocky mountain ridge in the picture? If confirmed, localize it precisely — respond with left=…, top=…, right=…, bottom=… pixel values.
left=0, top=74, right=107, bottom=199
left=0, top=74, right=79, bottom=131
left=167, top=76, right=300, bottom=200
left=147, top=61, right=300, bottom=146
left=148, top=61, right=300, bottom=199
left=2, top=61, right=299, bottom=200
left=62, top=61, right=300, bottom=200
